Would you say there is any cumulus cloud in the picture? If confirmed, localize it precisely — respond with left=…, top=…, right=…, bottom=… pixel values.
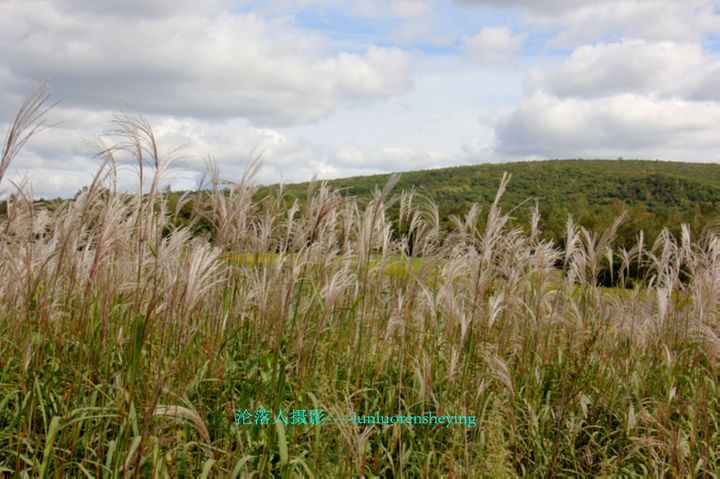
left=495, top=92, right=720, bottom=160
left=242, top=0, right=431, bottom=18
left=150, top=117, right=468, bottom=182
left=454, top=0, right=720, bottom=45
left=545, top=0, right=720, bottom=45
left=454, top=0, right=720, bottom=149
left=0, top=1, right=413, bottom=126
left=6, top=111, right=469, bottom=197
left=334, top=145, right=453, bottom=171
left=453, top=0, right=596, bottom=12
left=51, top=0, right=221, bottom=17
left=463, top=27, right=525, bottom=63
left=352, top=0, right=432, bottom=17
left=531, top=40, right=720, bottom=100
left=4, top=115, right=323, bottom=197
left=691, top=67, right=720, bottom=102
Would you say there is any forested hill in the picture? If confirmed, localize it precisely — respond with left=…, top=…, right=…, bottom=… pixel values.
left=273, top=159, right=720, bottom=247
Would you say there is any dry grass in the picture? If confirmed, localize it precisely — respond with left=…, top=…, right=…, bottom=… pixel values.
left=0, top=89, right=719, bottom=477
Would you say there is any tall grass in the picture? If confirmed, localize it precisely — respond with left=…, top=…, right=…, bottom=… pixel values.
left=1, top=90, right=719, bottom=477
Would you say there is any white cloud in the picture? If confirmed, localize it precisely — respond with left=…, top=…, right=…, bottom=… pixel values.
left=531, top=40, right=719, bottom=100
left=6, top=113, right=473, bottom=197
left=244, top=0, right=431, bottom=18
left=52, top=0, right=221, bottom=17
left=691, top=67, right=720, bottom=102
left=453, top=0, right=596, bottom=12
left=0, top=1, right=413, bottom=126
left=495, top=92, right=720, bottom=160
left=335, top=145, right=452, bottom=171
left=353, top=0, right=431, bottom=17
left=543, top=0, right=720, bottom=45
left=5, top=116, right=323, bottom=197
left=461, top=136, right=496, bottom=159
left=454, top=0, right=720, bottom=45
left=143, top=115, right=479, bottom=182
left=500, top=33, right=720, bottom=161
left=463, top=27, right=525, bottom=63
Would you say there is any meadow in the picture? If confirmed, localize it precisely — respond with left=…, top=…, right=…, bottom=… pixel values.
left=1, top=89, right=719, bottom=477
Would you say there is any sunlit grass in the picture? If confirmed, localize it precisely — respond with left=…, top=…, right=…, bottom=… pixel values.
left=1, top=90, right=719, bottom=477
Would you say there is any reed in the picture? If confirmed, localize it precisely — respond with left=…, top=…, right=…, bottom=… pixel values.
left=1, top=89, right=719, bottom=477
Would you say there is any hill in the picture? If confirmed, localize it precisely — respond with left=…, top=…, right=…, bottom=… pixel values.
left=269, top=159, right=720, bottom=247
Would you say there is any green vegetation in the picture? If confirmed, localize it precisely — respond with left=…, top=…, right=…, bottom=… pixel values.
left=262, top=159, right=720, bottom=249
left=1, top=89, right=720, bottom=477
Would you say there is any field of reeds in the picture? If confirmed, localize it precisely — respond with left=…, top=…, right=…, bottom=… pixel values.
left=1, top=88, right=719, bottom=477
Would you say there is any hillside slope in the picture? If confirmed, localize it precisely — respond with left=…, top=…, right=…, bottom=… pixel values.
left=273, top=159, right=720, bottom=246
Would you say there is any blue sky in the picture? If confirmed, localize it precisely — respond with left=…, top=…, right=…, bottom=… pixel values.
left=0, top=0, right=719, bottom=197
left=280, top=2, right=521, bottom=49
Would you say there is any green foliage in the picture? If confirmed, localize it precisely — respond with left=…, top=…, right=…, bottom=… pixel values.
left=260, top=159, right=720, bottom=249
left=2, top=98, right=719, bottom=476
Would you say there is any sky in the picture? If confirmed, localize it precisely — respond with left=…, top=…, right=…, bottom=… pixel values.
left=1, top=0, right=719, bottom=198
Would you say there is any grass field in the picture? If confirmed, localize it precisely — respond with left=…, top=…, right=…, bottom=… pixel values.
left=1, top=92, right=719, bottom=477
